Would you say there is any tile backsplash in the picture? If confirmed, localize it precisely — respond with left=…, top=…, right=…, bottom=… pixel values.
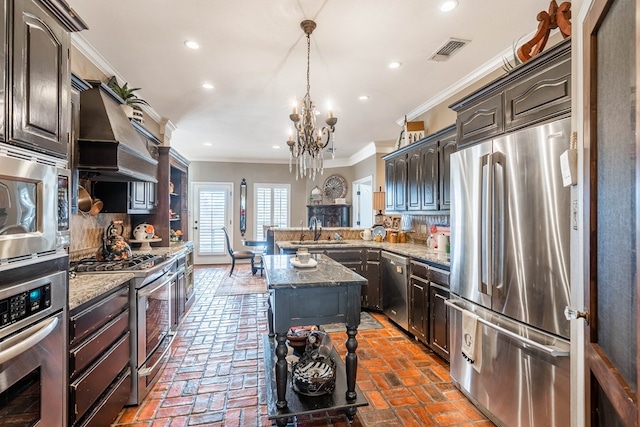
left=401, top=213, right=450, bottom=244
left=69, top=212, right=130, bottom=260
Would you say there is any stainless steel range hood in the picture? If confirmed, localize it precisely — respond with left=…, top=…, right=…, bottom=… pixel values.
left=77, top=80, right=158, bottom=183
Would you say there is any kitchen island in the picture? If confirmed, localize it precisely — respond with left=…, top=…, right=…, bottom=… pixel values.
left=263, top=254, right=368, bottom=426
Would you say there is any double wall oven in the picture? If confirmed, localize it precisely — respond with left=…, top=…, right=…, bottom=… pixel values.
left=0, top=142, right=71, bottom=426
left=70, top=254, right=177, bottom=405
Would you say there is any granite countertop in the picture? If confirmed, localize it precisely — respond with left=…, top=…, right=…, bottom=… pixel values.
left=275, top=240, right=450, bottom=267
left=69, top=272, right=134, bottom=311
left=69, top=242, right=194, bottom=311
left=130, top=241, right=193, bottom=258
left=263, top=254, right=367, bottom=289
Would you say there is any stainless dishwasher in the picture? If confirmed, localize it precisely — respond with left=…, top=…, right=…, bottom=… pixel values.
left=381, top=251, right=409, bottom=331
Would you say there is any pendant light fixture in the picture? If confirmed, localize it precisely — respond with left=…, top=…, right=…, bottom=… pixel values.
left=287, top=20, right=338, bottom=181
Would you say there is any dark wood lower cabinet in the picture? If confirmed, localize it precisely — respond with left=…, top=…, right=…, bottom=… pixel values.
left=429, top=284, right=450, bottom=361
left=69, top=284, right=131, bottom=427
left=409, top=260, right=450, bottom=361
left=409, top=276, right=428, bottom=343
left=362, top=250, right=381, bottom=310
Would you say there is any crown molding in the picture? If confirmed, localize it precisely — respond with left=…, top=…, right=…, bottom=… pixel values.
left=396, top=50, right=508, bottom=125
left=396, top=30, right=539, bottom=125
left=71, top=33, right=164, bottom=124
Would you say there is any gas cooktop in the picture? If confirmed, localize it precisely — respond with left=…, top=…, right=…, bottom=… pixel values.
left=70, top=254, right=165, bottom=274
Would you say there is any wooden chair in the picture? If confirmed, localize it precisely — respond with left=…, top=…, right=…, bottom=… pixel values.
left=221, top=227, right=255, bottom=276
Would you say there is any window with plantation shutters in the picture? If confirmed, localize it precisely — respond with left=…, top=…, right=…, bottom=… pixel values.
left=197, top=188, right=227, bottom=254
left=254, top=184, right=290, bottom=240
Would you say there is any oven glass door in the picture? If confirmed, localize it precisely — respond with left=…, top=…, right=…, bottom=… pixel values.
left=140, top=274, right=172, bottom=361
left=0, top=311, right=65, bottom=427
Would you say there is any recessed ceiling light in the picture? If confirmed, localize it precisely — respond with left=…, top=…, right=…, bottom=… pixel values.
left=184, top=40, right=200, bottom=49
left=202, top=83, right=214, bottom=90
left=272, top=145, right=281, bottom=149
left=440, top=0, right=459, bottom=12
left=359, top=95, right=369, bottom=101
left=388, top=62, right=402, bottom=69
left=203, top=142, right=212, bottom=146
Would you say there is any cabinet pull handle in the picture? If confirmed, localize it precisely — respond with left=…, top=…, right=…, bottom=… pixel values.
left=444, top=300, right=569, bottom=357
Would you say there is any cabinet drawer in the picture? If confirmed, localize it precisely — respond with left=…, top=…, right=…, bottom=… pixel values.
left=429, top=266, right=450, bottom=287
left=504, top=53, right=571, bottom=131
left=366, top=250, right=380, bottom=261
left=70, top=310, right=129, bottom=379
left=324, top=249, right=363, bottom=263
left=410, top=261, right=429, bottom=280
left=70, top=331, right=130, bottom=424
left=456, top=93, right=504, bottom=148
left=77, top=369, right=131, bottom=427
left=70, top=287, right=129, bottom=346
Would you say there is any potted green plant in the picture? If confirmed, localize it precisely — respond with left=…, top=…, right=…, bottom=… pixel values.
left=108, top=80, right=149, bottom=124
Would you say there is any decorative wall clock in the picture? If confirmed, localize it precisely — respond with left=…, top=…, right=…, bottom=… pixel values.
left=323, top=174, right=347, bottom=202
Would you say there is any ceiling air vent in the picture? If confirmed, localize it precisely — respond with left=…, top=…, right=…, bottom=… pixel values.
left=429, top=38, right=470, bottom=62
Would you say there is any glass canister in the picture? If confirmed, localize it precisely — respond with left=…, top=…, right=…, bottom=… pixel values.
left=398, top=231, right=406, bottom=243
left=388, top=232, right=398, bottom=243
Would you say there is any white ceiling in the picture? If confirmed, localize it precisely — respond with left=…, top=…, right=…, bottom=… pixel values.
left=67, top=0, right=559, bottom=165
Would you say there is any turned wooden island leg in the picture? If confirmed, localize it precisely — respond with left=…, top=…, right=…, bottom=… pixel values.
left=275, top=332, right=288, bottom=409
left=267, top=297, right=274, bottom=338
left=345, top=325, right=358, bottom=401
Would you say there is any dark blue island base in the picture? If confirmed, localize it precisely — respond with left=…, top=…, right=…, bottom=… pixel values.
left=263, top=334, right=368, bottom=426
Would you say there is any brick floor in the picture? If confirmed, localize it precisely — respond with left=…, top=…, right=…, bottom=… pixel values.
left=111, top=266, right=493, bottom=427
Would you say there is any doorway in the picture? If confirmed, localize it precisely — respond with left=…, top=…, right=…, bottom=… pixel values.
left=352, top=176, right=373, bottom=228
left=191, top=182, right=233, bottom=265
left=582, top=0, right=639, bottom=425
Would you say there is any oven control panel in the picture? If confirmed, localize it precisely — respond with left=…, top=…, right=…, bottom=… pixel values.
left=0, top=284, right=51, bottom=328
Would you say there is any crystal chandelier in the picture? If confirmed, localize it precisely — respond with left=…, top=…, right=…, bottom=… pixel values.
left=287, top=20, right=338, bottom=181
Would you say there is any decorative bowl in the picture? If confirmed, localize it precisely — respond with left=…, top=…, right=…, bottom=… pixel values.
left=287, top=328, right=311, bottom=355
left=291, top=353, right=336, bottom=396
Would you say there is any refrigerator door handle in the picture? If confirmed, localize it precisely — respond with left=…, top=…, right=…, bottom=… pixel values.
left=481, top=153, right=494, bottom=296
left=445, top=300, right=569, bottom=357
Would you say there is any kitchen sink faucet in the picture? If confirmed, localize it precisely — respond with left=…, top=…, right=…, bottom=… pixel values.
left=309, top=216, right=322, bottom=241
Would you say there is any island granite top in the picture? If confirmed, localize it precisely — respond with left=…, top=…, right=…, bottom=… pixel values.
left=263, top=254, right=366, bottom=289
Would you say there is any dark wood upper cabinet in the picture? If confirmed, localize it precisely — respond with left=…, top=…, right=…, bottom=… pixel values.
left=0, top=4, right=5, bottom=141
left=384, top=158, right=397, bottom=211
left=419, top=141, right=438, bottom=211
left=384, top=152, right=407, bottom=212
left=504, top=51, right=570, bottom=131
left=384, top=125, right=456, bottom=213
left=407, top=141, right=438, bottom=211
left=393, top=155, right=407, bottom=211
left=455, top=93, right=503, bottom=149
left=93, top=181, right=156, bottom=214
left=4, top=0, right=86, bottom=158
left=439, top=133, right=457, bottom=211
left=406, top=150, right=421, bottom=210
left=451, top=38, right=571, bottom=149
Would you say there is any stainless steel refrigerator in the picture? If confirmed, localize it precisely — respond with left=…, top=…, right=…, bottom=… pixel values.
left=448, top=117, right=572, bottom=427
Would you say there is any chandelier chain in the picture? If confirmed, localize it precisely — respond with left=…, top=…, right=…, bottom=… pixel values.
left=306, top=32, right=311, bottom=97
